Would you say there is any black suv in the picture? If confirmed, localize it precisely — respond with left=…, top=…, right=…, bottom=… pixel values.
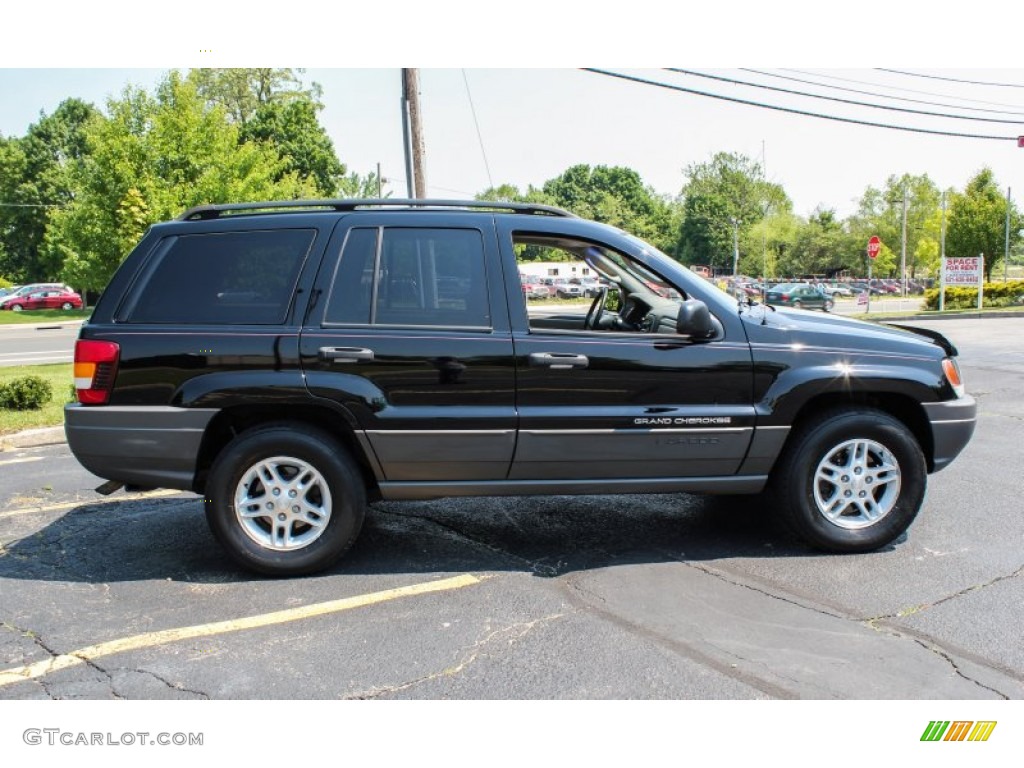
left=65, top=199, right=976, bottom=575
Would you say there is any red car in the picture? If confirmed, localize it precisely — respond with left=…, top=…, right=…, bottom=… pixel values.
left=3, top=288, right=83, bottom=311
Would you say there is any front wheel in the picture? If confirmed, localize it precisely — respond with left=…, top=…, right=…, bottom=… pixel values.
left=823, top=299, right=834, bottom=312
left=769, top=407, right=926, bottom=552
left=11, top=304, right=22, bottom=312
left=61, top=302, right=74, bottom=310
left=792, top=300, right=803, bottom=309
left=205, top=425, right=366, bottom=575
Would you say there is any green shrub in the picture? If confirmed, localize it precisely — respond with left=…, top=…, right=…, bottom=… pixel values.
left=923, top=280, right=1024, bottom=310
left=0, top=375, right=54, bottom=410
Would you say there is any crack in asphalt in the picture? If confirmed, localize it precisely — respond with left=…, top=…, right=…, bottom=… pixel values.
left=911, top=638, right=1010, bottom=700
left=865, top=562, right=1024, bottom=623
left=343, top=614, right=565, bottom=700
left=110, top=666, right=210, bottom=699
left=660, top=553, right=849, bottom=622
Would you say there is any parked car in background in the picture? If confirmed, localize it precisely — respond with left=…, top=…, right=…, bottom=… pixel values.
left=553, top=279, right=584, bottom=298
left=2, top=288, right=83, bottom=311
left=821, top=284, right=852, bottom=297
left=765, top=283, right=834, bottom=311
left=521, top=280, right=551, bottom=299
left=0, top=283, right=75, bottom=309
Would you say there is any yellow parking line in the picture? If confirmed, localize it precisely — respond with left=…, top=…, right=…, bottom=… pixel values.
left=0, top=573, right=482, bottom=688
left=0, top=489, right=185, bottom=520
left=0, top=457, right=44, bottom=468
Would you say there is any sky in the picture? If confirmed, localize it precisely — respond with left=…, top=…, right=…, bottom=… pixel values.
left=2, top=6, right=1024, bottom=222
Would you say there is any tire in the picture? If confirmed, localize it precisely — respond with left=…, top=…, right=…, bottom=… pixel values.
left=204, top=424, right=367, bottom=576
left=11, top=304, right=22, bottom=312
left=769, top=407, right=926, bottom=552
left=61, top=302, right=73, bottom=310
left=823, top=299, right=834, bottom=312
left=792, top=300, right=803, bottom=309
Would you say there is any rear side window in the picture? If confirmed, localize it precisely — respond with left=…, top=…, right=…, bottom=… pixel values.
left=324, top=227, right=490, bottom=328
left=126, top=229, right=315, bottom=324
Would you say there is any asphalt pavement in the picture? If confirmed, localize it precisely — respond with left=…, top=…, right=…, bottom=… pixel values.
left=0, top=317, right=1021, bottom=699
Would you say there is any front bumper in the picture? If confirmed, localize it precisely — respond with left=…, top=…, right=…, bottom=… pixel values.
left=923, top=395, right=977, bottom=472
left=64, top=404, right=217, bottom=491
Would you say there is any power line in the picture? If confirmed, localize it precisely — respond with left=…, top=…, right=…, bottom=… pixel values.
left=741, top=68, right=1024, bottom=118
left=461, top=69, right=494, bottom=190
left=877, top=69, right=1024, bottom=89
left=783, top=68, right=1024, bottom=110
left=664, top=68, right=1024, bottom=125
left=581, top=68, right=1019, bottom=142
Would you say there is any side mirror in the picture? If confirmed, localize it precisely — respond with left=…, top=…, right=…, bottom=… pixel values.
left=676, top=299, right=716, bottom=339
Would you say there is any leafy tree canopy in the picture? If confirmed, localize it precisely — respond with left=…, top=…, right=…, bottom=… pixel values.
left=45, top=72, right=315, bottom=293
left=677, top=152, right=790, bottom=270
left=945, top=167, right=1021, bottom=281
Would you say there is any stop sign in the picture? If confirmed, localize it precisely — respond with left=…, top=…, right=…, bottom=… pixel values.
left=867, top=236, right=881, bottom=259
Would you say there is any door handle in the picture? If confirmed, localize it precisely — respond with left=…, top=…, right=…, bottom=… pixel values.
left=319, top=346, right=375, bottom=363
left=528, top=352, right=589, bottom=370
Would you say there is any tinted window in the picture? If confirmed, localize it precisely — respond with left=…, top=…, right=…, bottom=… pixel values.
left=128, top=229, right=314, bottom=324
left=324, top=228, right=376, bottom=325
left=325, top=227, right=490, bottom=328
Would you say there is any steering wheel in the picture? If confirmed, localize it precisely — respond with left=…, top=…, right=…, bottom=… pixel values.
left=584, top=286, right=608, bottom=330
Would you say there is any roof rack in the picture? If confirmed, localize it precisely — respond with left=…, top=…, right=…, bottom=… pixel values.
left=177, top=198, right=577, bottom=221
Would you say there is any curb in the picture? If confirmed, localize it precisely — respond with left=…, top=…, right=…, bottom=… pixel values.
left=0, top=320, right=84, bottom=332
left=0, top=426, right=66, bottom=451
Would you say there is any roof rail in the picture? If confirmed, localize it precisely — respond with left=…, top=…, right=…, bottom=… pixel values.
left=177, top=198, right=577, bottom=221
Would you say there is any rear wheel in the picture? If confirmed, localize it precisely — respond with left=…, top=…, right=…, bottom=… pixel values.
left=823, top=299, right=834, bottom=312
left=769, top=407, right=926, bottom=552
left=61, top=302, right=73, bottom=310
left=205, top=425, right=366, bottom=575
left=792, top=300, right=803, bottom=309
left=11, top=304, right=22, bottom=312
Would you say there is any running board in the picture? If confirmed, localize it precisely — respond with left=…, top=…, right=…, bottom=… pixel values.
left=379, top=475, right=768, bottom=501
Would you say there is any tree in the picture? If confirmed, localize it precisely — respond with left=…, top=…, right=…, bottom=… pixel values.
left=189, top=68, right=323, bottom=126
left=0, top=99, right=98, bottom=281
left=45, top=73, right=315, bottom=294
left=783, top=208, right=860, bottom=276
left=239, top=99, right=345, bottom=196
left=677, top=152, right=790, bottom=272
left=945, top=168, right=1021, bottom=281
left=538, top=165, right=681, bottom=255
left=848, top=174, right=941, bottom=278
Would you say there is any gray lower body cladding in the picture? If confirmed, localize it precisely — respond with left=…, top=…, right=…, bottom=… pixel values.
left=64, top=404, right=217, bottom=491
left=923, top=395, right=977, bottom=472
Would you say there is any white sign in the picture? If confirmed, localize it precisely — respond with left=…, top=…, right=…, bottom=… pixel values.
left=943, top=257, right=983, bottom=286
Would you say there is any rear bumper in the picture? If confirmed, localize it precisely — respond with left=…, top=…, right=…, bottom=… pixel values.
left=64, top=404, right=217, bottom=491
left=923, top=395, right=977, bottom=472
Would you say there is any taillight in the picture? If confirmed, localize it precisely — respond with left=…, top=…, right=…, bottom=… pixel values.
left=942, top=357, right=965, bottom=398
left=74, top=339, right=120, bottom=404
left=782, top=293, right=790, bottom=300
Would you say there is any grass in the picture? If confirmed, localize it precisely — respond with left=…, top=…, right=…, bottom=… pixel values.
left=0, top=363, right=73, bottom=435
left=0, top=309, right=90, bottom=325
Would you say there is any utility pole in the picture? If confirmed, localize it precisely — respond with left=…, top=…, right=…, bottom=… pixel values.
left=1005, top=186, right=1012, bottom=282
left=761, top=139, right=768, bottom=282
left=900, top=185, right=908, bottom=296
left=731, top=217, right=740, bottom=279
left=401, top=68, right=428, bottom=199
left=939, top=190, right=947, bottom=312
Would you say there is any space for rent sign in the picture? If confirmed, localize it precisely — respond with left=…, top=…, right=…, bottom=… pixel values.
left=943, top=256, right=983, bottom=286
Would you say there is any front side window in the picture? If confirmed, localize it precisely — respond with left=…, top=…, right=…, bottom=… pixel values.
left=325, top=227, right=490, bottom=329
left=127, top=229, right=315, bottom=325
